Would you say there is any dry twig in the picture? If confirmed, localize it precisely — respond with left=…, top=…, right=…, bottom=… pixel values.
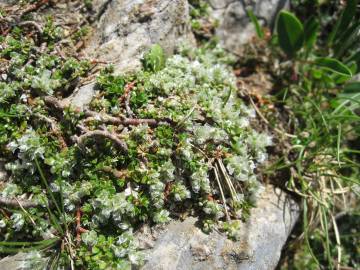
left=246, top=91, right=297, bottom=138
left=213, top=166, right=231, bottom=221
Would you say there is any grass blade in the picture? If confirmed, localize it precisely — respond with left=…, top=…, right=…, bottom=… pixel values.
left=304, top=17, right=319, bottom=52
left=320, top=206, right=333, bottom=268
left=303, top=200, right=320, bottom=266
left=34, top=158, right=62, bottom=215
left=337, top=124, right=341, bottom=166
left=328, top=0, right=358, bottom=45
left=0, top=238, right=59, bottom=254
left=246, top=8, right=264, bottom=39
left=34, top=158, right=65, bottom=235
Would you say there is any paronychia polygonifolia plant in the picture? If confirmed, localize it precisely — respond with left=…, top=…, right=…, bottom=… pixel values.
left=0, top=5, right=272, bottom=269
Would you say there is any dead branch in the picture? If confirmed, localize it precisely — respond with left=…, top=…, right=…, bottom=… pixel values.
left=122, top=118, right=158, bottom=126
left=101, top=166, right=128, bottom=178
left=84, top=111, right=159, bottom=126
left=74, top=128, right=128, bottom=153
left=43, top=95, right=70, bottom=111
left=119, top=81, right=136, bottom=117
left=21, top=0, right=50, bottom=17
left=83, top=110, right=123, bottom=124
left=43, top=95, right=162, bottom=127
left=76, top=208, right=88, bottom=244
left=125, top=93, right=134, bottom=117
left=0, top=196, right=40, bottom=208
left=18, top=21, right=43, bottom=34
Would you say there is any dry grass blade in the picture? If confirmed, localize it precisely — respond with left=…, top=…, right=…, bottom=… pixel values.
left=0, top=196, right=40, bottom=208
left=217, top=158, right=242, bottom=204
left=245, top=90, right=297, bottom=138
left=331, top=214, right=342, bottom=270
left=15, top=197, right=36, bottom=226
left=213, top=165, right=230, bottom=221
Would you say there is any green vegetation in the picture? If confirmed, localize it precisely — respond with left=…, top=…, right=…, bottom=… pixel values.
left=244, top=1, right=360, bottom=268
left=0, top=0, right=359, bottom=269
left=0, top=4, right=271, bottom=268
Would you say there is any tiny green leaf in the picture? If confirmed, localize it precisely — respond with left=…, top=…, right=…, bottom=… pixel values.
left=246, top=8, right=264, bottom=39
left=142, top=44, right=166, bottom=72
left=304, top=17, right=319, bottom=51
left=333, top=24, right=360, bottom=58
left=276, top=10, right=304, bottom=57
left=314, top=57, right=353, bottom=78
left=344, top=81, right=360, bottom=93
left=345, top=50, right=360, bottom=73
left=328, top=0, right=358, bottom=45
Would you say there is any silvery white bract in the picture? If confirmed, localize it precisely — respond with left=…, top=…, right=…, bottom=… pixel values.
left=82, top=230, right=98, bottom=246
left=190, top=165, right=211, bottom=193
left=91, top=191, right=137, bottom=228
left=0, top=183, right=22, bottom=197
left=152, top=209, right=170, bottom=223
left=150, top=180, right=165, bottom=208
left=31, top=69, right=61, bottom=95
left=8, top=129, right=45, bottom=160
left=171, top=181, right=191, bottom=201
left=0, top=219, right=6, bottom=228
left=11, top=212, right=25, bottom=231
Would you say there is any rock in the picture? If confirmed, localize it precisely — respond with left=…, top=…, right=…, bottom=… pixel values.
left=0, top=253, right=26, bottom=270
left=0, top=1, right=15, bottom=6
left=67, top=0, right=195, bottom=107
left=140, top=185, right=299, bottom=270
left=0, top=252, right=47, bottom=270
left=65, top=82, right=97, bottom=110
left=208, top=0, right=289, bottom=54
left=84, top=0, right=195, bottom=73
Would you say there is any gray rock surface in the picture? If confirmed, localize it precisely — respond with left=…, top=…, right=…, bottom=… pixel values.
left=69, top=0, right=195, bottom=109
left=0, top=1, right=15, bottom=6
left=65, top=82, right=97, bottom=110
left=0, top=253, right=27, bottom=270
left=208, top=0, right=289, bottom=54
left=140, top=185, right=299, bottom=270
left=0, top=252, right=47, bottom=270
left=84, top=0, right=195, bottom=73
